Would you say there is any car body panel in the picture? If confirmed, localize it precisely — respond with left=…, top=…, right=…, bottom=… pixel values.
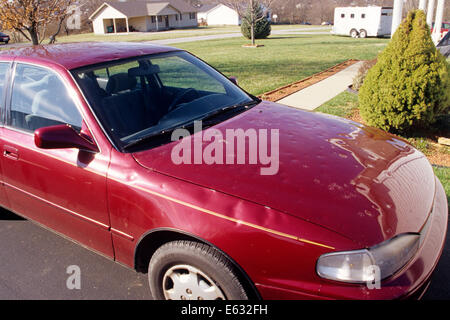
left=0, top=126, right=114, bottom=256
left=437, top=30, right=450, bottom=57
left=133, top=101, right=435, bottom=247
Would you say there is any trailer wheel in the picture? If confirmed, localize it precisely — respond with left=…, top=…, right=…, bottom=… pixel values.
left=359, top=29, right=367, bottom=38
left=350, top=29, right=359, bottom=38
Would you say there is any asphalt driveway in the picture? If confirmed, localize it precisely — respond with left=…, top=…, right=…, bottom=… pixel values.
left=0, top=207, right=448, bottom=300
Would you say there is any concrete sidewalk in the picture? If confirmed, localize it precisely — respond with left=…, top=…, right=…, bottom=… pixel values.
left=277, top=61, right=363, bottom=111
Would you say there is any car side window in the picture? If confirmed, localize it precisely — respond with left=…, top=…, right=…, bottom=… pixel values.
left=0, top=63, right=10, bottom=112
left=9, top=64, right=82, bottom=132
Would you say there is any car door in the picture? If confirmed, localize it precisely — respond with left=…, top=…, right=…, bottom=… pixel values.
left=0, top=61, right=12, bottom=208
left=0, top=62, right=114, bottom=257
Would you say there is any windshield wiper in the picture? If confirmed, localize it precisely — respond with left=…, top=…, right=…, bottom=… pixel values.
left=122, top=99, right=261, bottom=151
left=201, top=99, right=260, bottom=123
left=122, top=122, right=194, bottom=151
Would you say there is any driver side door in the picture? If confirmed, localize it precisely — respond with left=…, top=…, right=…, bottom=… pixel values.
left=0, top=62, right=114, bottom=257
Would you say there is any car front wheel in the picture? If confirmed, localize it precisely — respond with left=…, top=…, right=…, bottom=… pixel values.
left=148, top=240, right=248, bottom=300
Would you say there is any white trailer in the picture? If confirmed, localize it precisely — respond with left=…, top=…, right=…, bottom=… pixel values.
left=331, top=6, right=393, bottom=38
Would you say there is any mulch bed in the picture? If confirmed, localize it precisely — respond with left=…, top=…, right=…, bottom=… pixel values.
left=259, top=59, right=360, bottom=102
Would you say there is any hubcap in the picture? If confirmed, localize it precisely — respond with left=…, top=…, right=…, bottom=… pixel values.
left=162, top=265, right=226, bottom=300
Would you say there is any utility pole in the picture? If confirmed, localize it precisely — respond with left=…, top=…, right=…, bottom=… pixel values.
left=432, top=0, right=445, bottom=44
left=419, top=0, right=427, bottom=10
left=426, top=0, right=436, bottom=26
left=391, top=0, right=404, bottom=37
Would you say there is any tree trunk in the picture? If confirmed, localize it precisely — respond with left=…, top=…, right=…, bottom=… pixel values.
left=49, top=15, right=67, bottom=44
left=251, top=21, right=255, bottom=46
left=250, top=0, right=255, bottom=46
left=28, top=28, right=39, bottom=45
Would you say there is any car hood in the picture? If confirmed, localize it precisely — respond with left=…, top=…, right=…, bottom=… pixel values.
left=133, top=101, right=435, bottom=247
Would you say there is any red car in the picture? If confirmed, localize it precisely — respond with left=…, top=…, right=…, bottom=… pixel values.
left=432, top=22, right=450, bottom=39
left=0, top=42, right=447, bottom=300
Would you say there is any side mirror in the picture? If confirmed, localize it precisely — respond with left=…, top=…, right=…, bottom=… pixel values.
left=229, top=76, right=238, bottom=85
left=34, top=125, right=99, bottom=153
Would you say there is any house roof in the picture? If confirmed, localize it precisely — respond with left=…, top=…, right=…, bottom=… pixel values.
left=197, top=4, right=219, bottom=13
left=90, top=0, right=198, bottom=20
left=198, top=3, right=236, bottom=14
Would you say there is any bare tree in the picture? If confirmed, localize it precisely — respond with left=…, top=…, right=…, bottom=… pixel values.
left=0, top=0, right=75, bottom=45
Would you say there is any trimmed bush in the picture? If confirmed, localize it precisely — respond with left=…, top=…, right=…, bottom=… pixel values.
left=352, top=59, right=377, bottom=91
left=241, top=4, right=271, bottom=40
left=359, top=10, right=450, bottom=134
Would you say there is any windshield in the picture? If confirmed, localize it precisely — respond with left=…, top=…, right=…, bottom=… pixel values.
left=72, top=51, right=255, bottom=151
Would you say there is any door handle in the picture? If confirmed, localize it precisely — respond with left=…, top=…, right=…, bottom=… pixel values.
left=3, top=145, right=19, bottom=160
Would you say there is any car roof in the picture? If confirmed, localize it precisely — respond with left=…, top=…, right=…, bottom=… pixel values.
left=0, top=42, right=180, bottom=70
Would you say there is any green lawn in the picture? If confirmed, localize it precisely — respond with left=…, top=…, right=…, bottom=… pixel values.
left=434, top=167, right=450, bottom=205
left=315, top=91, right=359, bottom=118
left=175, top=35, right=388, bottom=95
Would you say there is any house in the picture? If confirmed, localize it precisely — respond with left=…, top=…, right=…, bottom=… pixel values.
left=197, top=3, right=240, bottom=26
left=89, top=0, right=199, bottom=34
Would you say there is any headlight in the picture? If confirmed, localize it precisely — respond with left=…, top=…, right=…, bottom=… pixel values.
left=316, top=233, right=420, bottom=283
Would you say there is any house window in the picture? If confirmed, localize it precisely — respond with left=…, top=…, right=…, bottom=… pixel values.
left=151, top=16, right=156, bottom=23
left=179, top=14, right=183, bottom=21
left=361, top=14, right=366, bottom=19
left=190, top=12, right=196, bottom=20
left=341, top=13, right=345, bottom=18
left=158, top=16, right=162, bottom=23
left=176, top=15, right=178, bottom=21
left=350, top=13, right=355, bottom=18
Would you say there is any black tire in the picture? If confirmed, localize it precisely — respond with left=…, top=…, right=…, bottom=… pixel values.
left=359, top=29, right=367, bottom=38
left=350, top=29, right=359, bottom=38
left=148, top=240, right=248, bottom=300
